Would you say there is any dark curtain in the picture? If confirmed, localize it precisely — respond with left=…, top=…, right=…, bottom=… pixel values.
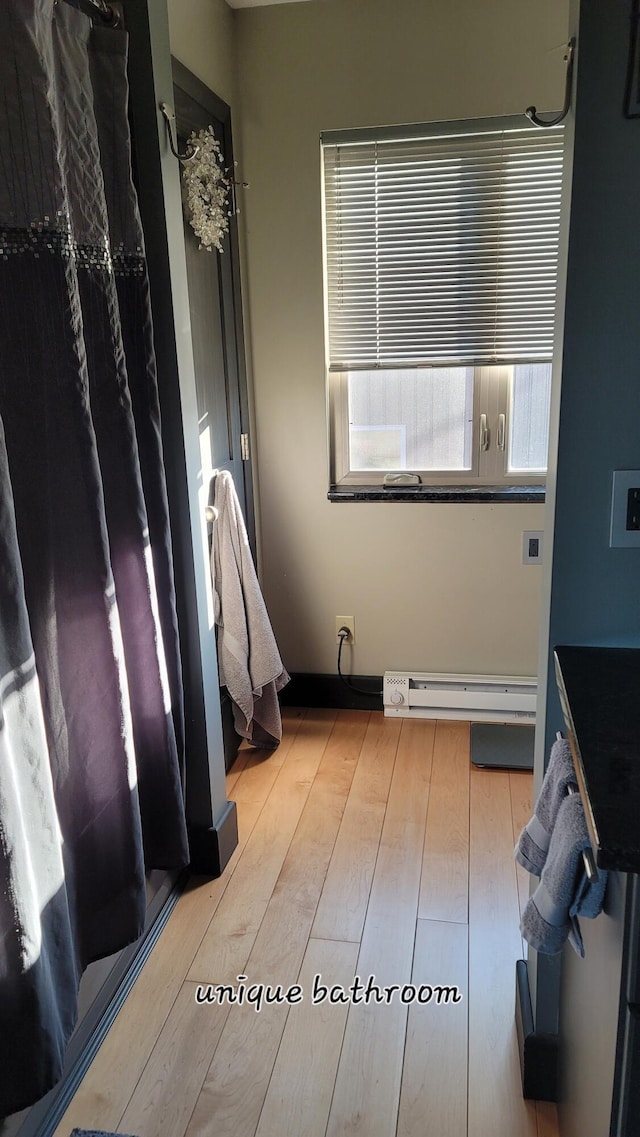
left=0, top=0, right=189, bottom=1116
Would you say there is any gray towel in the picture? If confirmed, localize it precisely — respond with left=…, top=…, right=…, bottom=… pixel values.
left=211, top=471, right=289, bottom=748
left=520, top=793, right=607, bottom=957
left=515, top=737, right=575, bottom=875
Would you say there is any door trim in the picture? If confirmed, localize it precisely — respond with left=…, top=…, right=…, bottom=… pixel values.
left=172, top=58, right=256, bottom=558
left=126, top=0, right=233, bottom=855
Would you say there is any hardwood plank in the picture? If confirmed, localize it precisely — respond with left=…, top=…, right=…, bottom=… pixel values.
left=184, top=711, right=368, bottom=1137
left=510, top=770, right=534, bottom=940
left=419, top=720, right=469, bottom=923
left=280, top=706, right=307, bottom=726
left=325, top=719, right=433, bottom=1137
left=508, top=771, right=533, bottom=841
left=226, top=747, right=252, bottom=794
left=226, top=710, right=305, bottom=793
left=56, top=713, right=547, bottom=1137
left=119, top=982, right=230, bottom=1137
left=54, top=799, right=263, bottom=1137
left=187, top=708, right=337, bottom=985
left=255, top=938, right=360, bottom=1137
left=397, top=919, right=468, bottom=1137
left=230, top=714, right=304, bottom=803
left=311, top=712, right=402, bottom=943
left=468, top=767, right=538, bottom=1137
left=230, top=756, right=284, bottom=804
left=536, top=1101, right=560, bottom=1137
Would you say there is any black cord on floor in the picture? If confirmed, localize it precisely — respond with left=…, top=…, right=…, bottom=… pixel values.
left=337, top=630, right=383, bottom=697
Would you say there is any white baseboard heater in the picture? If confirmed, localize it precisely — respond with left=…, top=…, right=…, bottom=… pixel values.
left=383, top=671, right=537, bottom=723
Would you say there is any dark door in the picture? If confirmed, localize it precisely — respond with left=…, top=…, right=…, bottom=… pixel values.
left=172, top=61, right=254, bottom=771
left=172, top=60, right=255, bottom=555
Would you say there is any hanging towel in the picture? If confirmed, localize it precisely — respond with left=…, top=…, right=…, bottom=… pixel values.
left=515, top=736, right=575, bottom=875
left=211, top=470, right=289, bottom=748
left=520, top=792, right=607, bottom=957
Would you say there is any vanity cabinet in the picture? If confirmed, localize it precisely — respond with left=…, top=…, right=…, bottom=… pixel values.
left=555, top=647, right=640, bottom=1137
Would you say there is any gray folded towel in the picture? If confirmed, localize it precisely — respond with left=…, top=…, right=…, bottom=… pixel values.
left=520, top=792, right=607, bottom=957
left=515, top=736, right=575, bottom=875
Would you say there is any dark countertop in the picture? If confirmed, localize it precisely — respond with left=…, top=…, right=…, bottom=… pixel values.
left=554, top=645, right=640, bottom=873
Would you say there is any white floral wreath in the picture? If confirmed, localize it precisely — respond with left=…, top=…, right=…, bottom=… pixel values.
left=181, top=127, right=230, bottom=253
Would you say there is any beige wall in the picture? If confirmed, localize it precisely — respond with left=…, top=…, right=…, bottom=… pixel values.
left=234, top=0, right=569, bottom=678
left=167, top=0, right=236, bottom=108
left=171, top=0, right=570, bottom=678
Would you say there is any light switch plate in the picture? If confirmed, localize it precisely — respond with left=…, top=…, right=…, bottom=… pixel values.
left=610, top=470, right=640, bottom=548
left=523, top=531, right=543, bottom=564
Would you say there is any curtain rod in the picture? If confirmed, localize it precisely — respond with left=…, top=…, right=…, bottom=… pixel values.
left=61, top=0, right=120, bottom=27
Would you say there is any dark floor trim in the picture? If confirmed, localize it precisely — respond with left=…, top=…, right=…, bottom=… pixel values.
left=515, top=959, right=560, bottom=1102
left=281, top=672, right=383, bottom=712
left=188, top=798, right=238, bottom=876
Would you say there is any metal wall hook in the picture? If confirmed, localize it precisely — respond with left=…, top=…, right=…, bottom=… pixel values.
left=159, top=103, right=199, bottom=163
left=526, top=37, right=576, bottom=128
left=60, top=0, right=120, bottom=26
left=229, top=177, right=249, bottom=217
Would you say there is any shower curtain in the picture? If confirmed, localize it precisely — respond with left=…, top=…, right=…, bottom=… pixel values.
left=0, top=0, right=189, bottom=1116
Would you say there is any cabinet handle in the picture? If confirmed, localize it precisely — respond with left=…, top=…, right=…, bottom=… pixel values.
left=479, top=413, right=489, bottom=451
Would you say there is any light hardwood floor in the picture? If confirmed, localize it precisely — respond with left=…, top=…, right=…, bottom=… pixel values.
left=55, top=709, right=558, bottom=1137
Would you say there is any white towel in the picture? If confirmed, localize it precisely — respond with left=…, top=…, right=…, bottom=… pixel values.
left=211, top=470, right=289, bottom=748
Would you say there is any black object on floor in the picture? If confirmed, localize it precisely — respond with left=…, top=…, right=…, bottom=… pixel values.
left=70, top=1130, right=139, bottom=1137
left=470, top=722, right=535, bottom=770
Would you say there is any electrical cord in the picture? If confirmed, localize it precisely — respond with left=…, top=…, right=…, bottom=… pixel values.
left=337, top=628, right=383, bottom=698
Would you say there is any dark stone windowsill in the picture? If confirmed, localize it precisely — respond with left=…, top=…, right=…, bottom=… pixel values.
left=328, top=484, right=545, bottom=503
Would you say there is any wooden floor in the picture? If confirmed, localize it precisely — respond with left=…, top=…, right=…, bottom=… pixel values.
left=56, top=709, right=559, bottom=1137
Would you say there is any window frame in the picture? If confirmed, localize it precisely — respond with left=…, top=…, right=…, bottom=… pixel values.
left=322, top=113, right=562, bottom=494
left=329, top=365, right=548, bottom=489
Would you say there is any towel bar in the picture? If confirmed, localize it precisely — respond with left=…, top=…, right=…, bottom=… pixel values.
left=556, top=731, right=598, bottom=883
left=566, top=784, right=598, bottom=883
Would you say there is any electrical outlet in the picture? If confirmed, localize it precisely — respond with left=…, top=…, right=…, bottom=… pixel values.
left=626, top=487, right=640, bottom=531
left=610, top=471, right=640, bottom=547
left=336, top=616, right=355, bottom=644
left=522, top=531, right=543, bottom=564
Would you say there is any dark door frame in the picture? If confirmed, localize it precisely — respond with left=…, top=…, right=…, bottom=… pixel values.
left=125, top=0, right=238, bottom=876
left=172, top=57, right=256, bottom=558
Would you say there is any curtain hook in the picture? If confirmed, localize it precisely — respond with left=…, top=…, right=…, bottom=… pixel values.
left=526, top=37, right=576, bottom=128
left=159, top=103, right=199, bottom=163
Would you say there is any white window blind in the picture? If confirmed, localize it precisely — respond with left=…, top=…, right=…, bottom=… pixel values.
left=322, top=120, right=565, bottom=370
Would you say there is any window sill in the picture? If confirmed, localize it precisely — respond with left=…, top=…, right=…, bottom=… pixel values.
left=328, top=484, right=545, bottom=503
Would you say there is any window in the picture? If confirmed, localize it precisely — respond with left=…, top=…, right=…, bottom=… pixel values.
left=321, top=117, right=564, bottom=491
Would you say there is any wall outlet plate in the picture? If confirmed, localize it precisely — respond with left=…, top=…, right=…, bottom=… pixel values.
left=523, top=531, right=543, bottom=564
left=336, top=616, right=355, bottom=644
left=610, top=470, right=640, bottom=548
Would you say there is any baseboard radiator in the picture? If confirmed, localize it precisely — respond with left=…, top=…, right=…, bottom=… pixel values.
left=383, top=672, right=537, bottom=723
